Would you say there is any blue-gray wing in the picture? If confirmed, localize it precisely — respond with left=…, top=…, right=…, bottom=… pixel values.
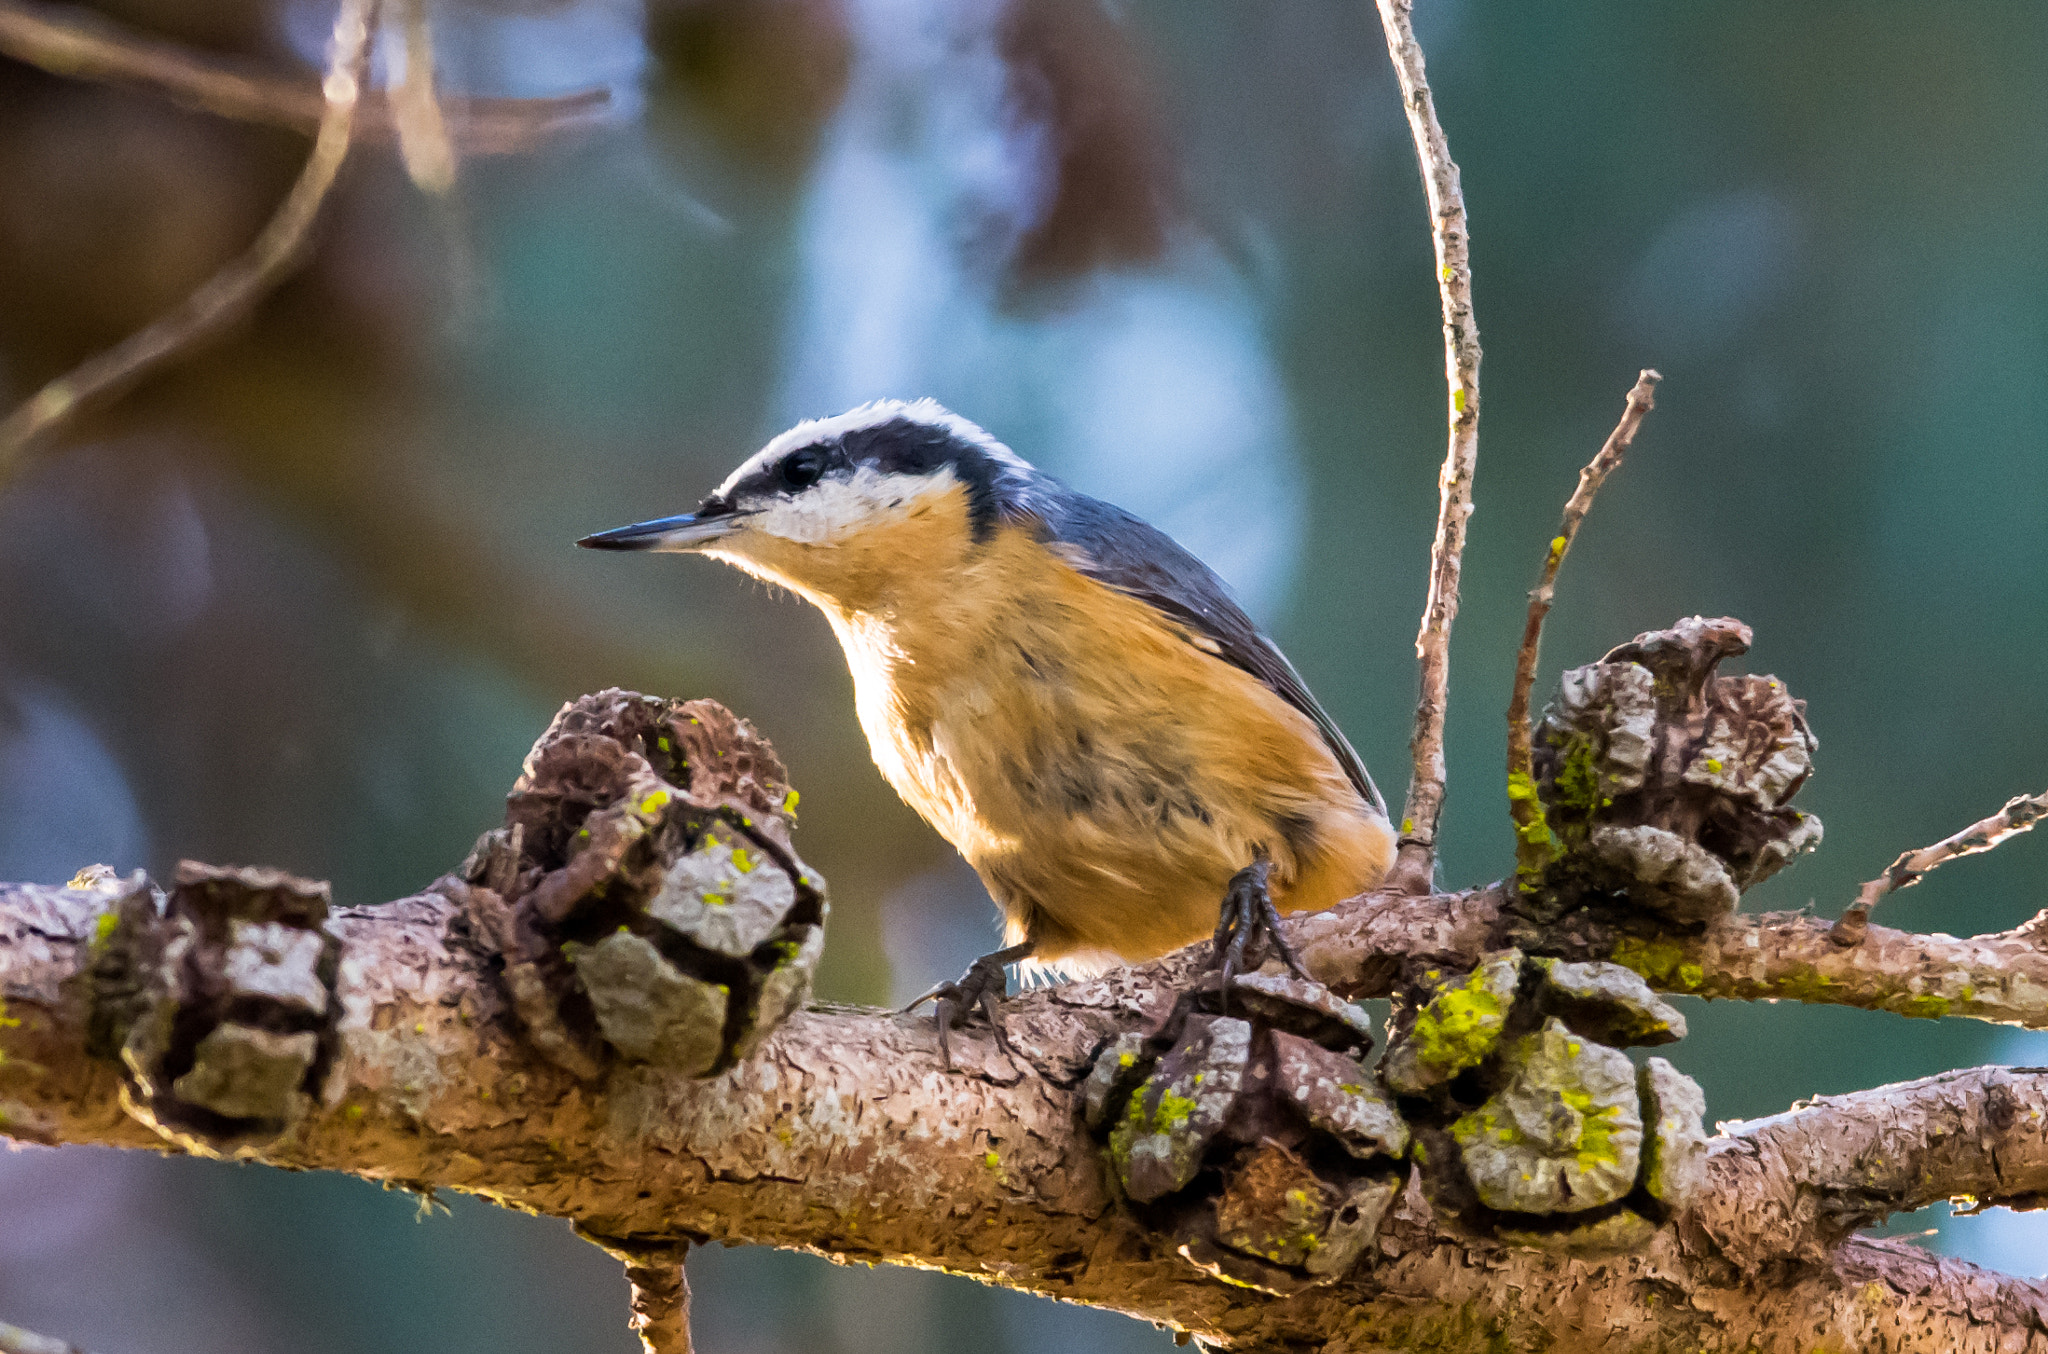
left=1032, top=493, right=1389, bottom=819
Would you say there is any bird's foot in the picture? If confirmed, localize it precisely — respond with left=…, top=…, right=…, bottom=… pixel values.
left=903, top=941, right=1035, bottom=1069
left=1208, top=856, right=1310, bottom=993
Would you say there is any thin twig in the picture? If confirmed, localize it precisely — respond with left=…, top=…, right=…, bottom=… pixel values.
left=576, top=1229, right=694, bottom=1354
left=1505, top=370, right=1661, bottom=885
left=624, top=1256, right=694, bottom=1354
left=1830, top=789, right=2048, bottom=944
left=1373, top=0, right=1481, bottom=894
left=0, top=0, right=377, bottom=484
left=0, top=0, right=610, bottom=154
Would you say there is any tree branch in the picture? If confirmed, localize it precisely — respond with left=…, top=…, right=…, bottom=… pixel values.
left=1832, top=788, right=2048, bottom=943
left=1708, top=1065, right=2048, bottom=1270
left=0, top=0, right=610, bottom=153
left=0, top=0, right=377, bottom=480
left=578, top=1231, right=695, bottom=1354
left=387, top=0, right=458, bottom=196
left=7, top=868, right=2048, bottom=1351
left=1629, top=906, right=2048, bottom=1027
left=1506, top=370, right=1660, bottom=883
left=1374, top=0, right=1484, bottom=894
left=1289, top=882, right=2048, bottom=1031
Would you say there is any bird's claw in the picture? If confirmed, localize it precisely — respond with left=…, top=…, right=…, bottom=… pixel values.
left=904, top=942, right=1033, bottom=1069
left=1207, top=857, right=1309, bottom=1004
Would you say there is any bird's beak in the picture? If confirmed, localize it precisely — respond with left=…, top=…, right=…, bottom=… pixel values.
left=576, top=510, right=745, bottom=552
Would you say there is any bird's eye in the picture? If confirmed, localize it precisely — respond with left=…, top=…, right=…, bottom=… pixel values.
left=779, top=448, right=827, bottom=491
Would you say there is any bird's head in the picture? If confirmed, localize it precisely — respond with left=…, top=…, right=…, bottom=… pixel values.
left=578, top=399, right=1042, bottom=613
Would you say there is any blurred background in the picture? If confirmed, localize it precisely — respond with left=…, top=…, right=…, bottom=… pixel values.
left=0, top=0, right=2044, bottom=1349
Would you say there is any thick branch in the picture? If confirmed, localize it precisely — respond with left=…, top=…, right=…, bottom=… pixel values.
left=0, top=0, right=610, bottom=153
left=0, top=0, right=376, bottom=477
left=1375, top=0, right=1483, bottom=893
left=1708, top=1065, right=2048, bottom=1272
left=7, top=877, right=2048, bottom=1351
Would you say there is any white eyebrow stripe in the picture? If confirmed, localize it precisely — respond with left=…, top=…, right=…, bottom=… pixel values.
left=747, top=463, right=959, bottom=543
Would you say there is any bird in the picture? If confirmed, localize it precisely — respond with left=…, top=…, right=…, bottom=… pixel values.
left=579, top=400, right=1394, bottom=1055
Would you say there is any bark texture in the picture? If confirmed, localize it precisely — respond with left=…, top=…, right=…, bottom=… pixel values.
left=6, top=871, right=2048, bottom=1351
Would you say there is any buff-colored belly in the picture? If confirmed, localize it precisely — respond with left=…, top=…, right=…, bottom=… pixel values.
left=859, top=612, right=1393, bottom=967
left=814, top=516, right=1394, bottom=970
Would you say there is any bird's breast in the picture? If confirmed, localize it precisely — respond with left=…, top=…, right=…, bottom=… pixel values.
left=821, top=533, right=1389, bottom=965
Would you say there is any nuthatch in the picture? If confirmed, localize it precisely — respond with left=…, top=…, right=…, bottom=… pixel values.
left=580, top=401, right=1394, bottom=1046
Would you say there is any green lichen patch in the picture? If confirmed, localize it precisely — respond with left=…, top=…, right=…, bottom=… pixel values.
left=1109, top=1014, right=1251, bottom=1204
left=1894, top=993, right=1952, bottom=1020
left=1507, top=770, right=1560, bottom=886
left=1382, top=951, right=1522, bottom=1095
left=1450, top=1018, right=1642, bottom=1214
left=1082, top=1031, right=1156, bottom=1131
left=1551, top=734, right=1607, bottom=818
left=1608, top=934, right=1703, bottom=992
left=1539, top=661, right=1656, bottom=804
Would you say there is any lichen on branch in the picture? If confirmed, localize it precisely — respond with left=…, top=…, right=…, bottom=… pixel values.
left=7, top=862, right=2048, bottom=1352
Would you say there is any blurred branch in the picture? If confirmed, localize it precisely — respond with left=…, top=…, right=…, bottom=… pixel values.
left=0, top=0, right=611, bottom=153
left=1374, top=0, right=1482, bottom=895
left=0, top=0, right=377, bottom=482
left=1831, top=788, right=2048, bottom=944
left=0, top=1322, right=94, bottom=1354
left=384, top=0, right=483, bottom=322
left=1506, top=370, right=1660, bottom=884
left=388, top=0, right=457, bottom=194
